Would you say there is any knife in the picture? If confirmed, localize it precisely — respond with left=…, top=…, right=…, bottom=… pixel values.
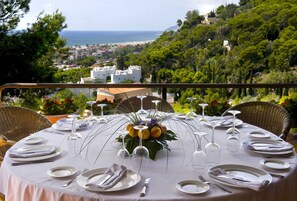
left=140, top=178, right=150, bottom=197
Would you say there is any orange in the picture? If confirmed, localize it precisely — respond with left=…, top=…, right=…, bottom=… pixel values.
left=126, top=123, right=134, bottom=131
left=151, top=126, right=162, bottom=138
left=128, top=127, right=138, bottom=138
left=138, top=128, right=150, bottom=140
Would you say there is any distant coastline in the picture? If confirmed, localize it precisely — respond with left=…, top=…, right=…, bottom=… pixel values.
left=59, top=30, right=162, bottom=46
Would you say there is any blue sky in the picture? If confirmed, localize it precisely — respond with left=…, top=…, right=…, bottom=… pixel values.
left=18, top=0, right=239, bottom=31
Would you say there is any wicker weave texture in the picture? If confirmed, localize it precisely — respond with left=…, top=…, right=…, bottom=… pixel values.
left=222, top=101, right=291, bottom=140
left=114, top=95, right=174, bottom=114
left=0, top=106, right=52, bottom=142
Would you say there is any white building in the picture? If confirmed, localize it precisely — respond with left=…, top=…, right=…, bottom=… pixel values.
left=86, top=65, right=141, bottom=83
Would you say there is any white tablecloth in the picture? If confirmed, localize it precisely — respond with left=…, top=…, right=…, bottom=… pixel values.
left=1, top=114, right=297, bottom=201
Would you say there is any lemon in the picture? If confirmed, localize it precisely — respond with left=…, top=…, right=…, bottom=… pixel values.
left=151, top=126, right=162, bottom=138
left=128, top=127, right=138, bottom=138
left=126, top=123, right=134, bottom=131
left=138, top=128, right=150, bottom=140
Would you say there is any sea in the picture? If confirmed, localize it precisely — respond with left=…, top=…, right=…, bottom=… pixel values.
left=59, top=30, right=162, bottom=46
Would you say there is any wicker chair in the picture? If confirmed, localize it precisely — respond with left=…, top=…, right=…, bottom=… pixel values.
left=0, top=106, right=52, bottom=160
left=114, top=95, right=174, bottom=114
left=222, top=101, right=291, bottom=140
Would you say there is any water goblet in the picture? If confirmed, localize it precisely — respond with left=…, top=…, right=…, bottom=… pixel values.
left=192, top=131, right=207, bottom=173
left=198, top=103, right=208, bottom=122
left=117, top=130, right=130, bottom=165
left=131, top=125, right=149, bottom=170
left=186, top=97, right=197, bottom=117
left=86, top=101, right=96, bottom=119
left=67, top=114, right=82, bottom=156
left=152, top=100, right=161, bottom=115
left=225, top=110, right=241, bottom=135
left=97, top=103, right=108, bottom=123
left=226, top=110, right=241, bottom=153
left=136, top=95, right=148, bottom=115
left=205, top=120, right=221, bottom=166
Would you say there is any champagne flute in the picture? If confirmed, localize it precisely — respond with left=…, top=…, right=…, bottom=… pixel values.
left=192, top=131, right=207, bottom=173
left=117, top=130, right=130, bottom=165
left=152, top=100, right=161, bottom=115
left=186, top=97, right=197, bottom=117
left=131, top=125, right=149, bottom=170
left=205, top=120, right=221, bottom=166
left=198, top=103, right=208, bottom=122
left=97, top=103, right=108, bottom=123
left=136, top=95, right=148, bottom=115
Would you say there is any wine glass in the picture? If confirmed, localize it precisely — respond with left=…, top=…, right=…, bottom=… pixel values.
left=192, top=131, right=207, bottom=173
left=152, top=100, right=161, bottom=115
left=225, top=110, right=241, bottom=135
left=131, top=125, right=149, bottom=170
left=117, top=130, right=130, bottom=165
left=205, top=120, right=221, bottom=166
left=68, top=114, right=82, bottom=140
left=136, top=95, right=148, bottom=115
left=86, top=101, right=96, bottom=119
left=186, top=97, right=197, bottom=117
left=198, top=103, right=208, bottom=122
left=97, top=103, right=108, bottom=123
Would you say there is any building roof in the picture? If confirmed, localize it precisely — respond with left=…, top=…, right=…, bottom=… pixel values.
left=99, top=88, right=147, bottom=95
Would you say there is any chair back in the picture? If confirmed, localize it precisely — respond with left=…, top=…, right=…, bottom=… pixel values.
left=0, top=106, right=52, bottom=142
left=222, top=101, right=291, bottom=140
left=114, top=95, right=174, bottom=114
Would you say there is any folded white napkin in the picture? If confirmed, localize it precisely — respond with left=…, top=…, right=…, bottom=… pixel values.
left=209, top=168, right=269, bottom=191
left=9, top=146, right=56, bottom=158
left=56, top=118, right=88, bottom=129
left=86, top=164, right=127, bottom=190
left=243, top=140, right=293, bottom=152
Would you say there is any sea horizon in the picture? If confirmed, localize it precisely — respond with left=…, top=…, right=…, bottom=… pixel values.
left=59, top=30, right=163, bottom=46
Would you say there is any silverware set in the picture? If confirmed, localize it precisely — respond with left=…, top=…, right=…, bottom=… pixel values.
left=62, top=168, right=88, bottom=187
left=198, top=175, right=232, bottom=193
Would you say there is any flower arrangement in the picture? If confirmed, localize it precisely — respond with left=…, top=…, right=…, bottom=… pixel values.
left=117, top=113, right=177, bottom=160
left=279, top=98, right=297, bottom=119
left=41, top=96, right=77, bottom=115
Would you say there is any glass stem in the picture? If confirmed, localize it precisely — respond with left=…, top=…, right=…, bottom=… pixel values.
left=202, top=107, right=205, bottom=116
left=100, top=106, right=103, bottom=117
left=122, top=135, right=125, bottom=148
left=232, top=114, right=236, bottom=135
left=211, top=127, right=215, bottom=143
left=141, top=98, right=144, bottom=110
left=139, top=129, right=143, bottom=147
left=71, top=118, right=76, bottom=135
left=197, top=136, right=202, bottom=151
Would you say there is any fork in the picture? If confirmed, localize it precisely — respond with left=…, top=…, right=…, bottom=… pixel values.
left=198, top=175, right=232, bottom=193
left=140, top=177, right=150, bottom=197
left=62, top=168, right=87, bottom=187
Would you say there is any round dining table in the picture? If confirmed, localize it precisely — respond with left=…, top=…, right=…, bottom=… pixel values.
left=0, top=114, right=297, bottom=201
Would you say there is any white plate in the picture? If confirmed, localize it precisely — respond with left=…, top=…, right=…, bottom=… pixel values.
left=9, top=145, right=63, bottom=162
left=176, top=180, right=209, bottom=195
left=51, top=123, right=88, bottom=131
left=205, top=118, right=243, bottom=128
left=23, top=136, right=46, bottom=145
left=260, top=159, right=290, bottom=170
left=248, top=131, right=270, bottom=139
left=47, top=166, right=77, bottom=178
left=76, top=168, right=141, bottom=192
left=208, top=164, right=272, bottom=188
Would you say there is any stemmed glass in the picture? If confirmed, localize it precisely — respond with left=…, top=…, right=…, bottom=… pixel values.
left=86, top=101, right=96, bottom=119
left=152, top=100, right=161, bottom=115
left=186, top=97, right=197, bottom=117
left=67, top=114, right=82, bottom=156
left=97, top=104, right=108, bottom=123
left=131, top=125, right=149, bottom=170
left=117, top=130, right=130, bottom=165
left=192, top=131, right=207, bottom=173
left=198, top=103, right=208, bottom=122
left=226, top=110, right=241, bottom=153
left=205, top=120, right=221, bottom=166
left=136, top=95, right=148, bottom=115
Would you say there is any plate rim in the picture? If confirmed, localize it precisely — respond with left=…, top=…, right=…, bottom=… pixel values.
left=9, top=145, right=63, bottom=162
left=23, top=136, right=46, bottom=145
left=176, top=179, right=210, bottom=195
left=208, top=164, right=272, bottom=188
left=47, top=166, right=77, bottom=178
left=259, top=159, right=290, bottom=170
left=248, top=131, right=270, bottom=139
left=76, top=167, right=141, bottom=192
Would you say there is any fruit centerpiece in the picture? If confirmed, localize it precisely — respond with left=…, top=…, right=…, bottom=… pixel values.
left=118, top=114, right=177, bottom=160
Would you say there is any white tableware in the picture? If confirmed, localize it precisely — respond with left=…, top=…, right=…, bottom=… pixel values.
left=51, top=123, right=88, bottom=131
left=208, top=164, right=272, bottom=189
left=47, top=166, right=77, bottom=178
left=76, top=168, right=141, bottom=192
left=205, top=117, right=243, bottom=128
left=176, top=180, right=210, bottom=195
left=260, top=159, right=290, bottom=170
left=248, top=131, right=270, bottom=139
left=243, top=139, right=294, bottom=154
left=23, top=136, right=46, bottom=145
left=9, top=145, right=63, bottom=162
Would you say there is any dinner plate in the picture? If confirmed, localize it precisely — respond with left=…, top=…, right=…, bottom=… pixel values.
left=176, top=180, right=209, bottom=195
left=205, top=118, right=243, bottom=128
left=260, top=159, right=290, bottom=170
left=208, top=164, right=272, bottom=188
left=23, top=136, right=46, bottom=145
left=51, top=123, right=88, bottom=131
left=9, top=145, right=63, bottom=162
left=76, top=168, right=141, bottom=192
left=47, top=166, right=77, bottom=178
left=248, top=131, right=270, bottom=139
